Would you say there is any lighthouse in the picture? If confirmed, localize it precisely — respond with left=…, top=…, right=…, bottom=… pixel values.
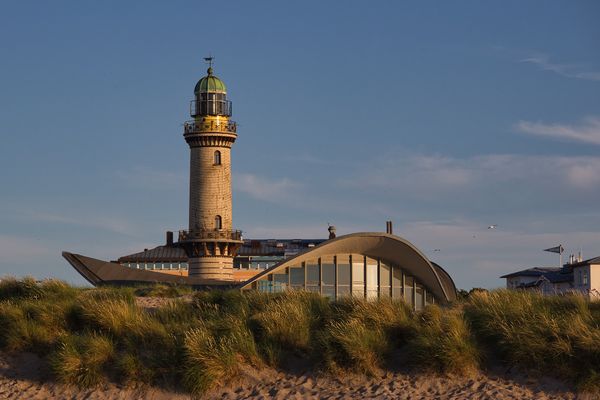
left=179, top=59, right=242, bottom=281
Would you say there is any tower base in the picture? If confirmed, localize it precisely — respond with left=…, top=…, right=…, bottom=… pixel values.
left=188, top=256, right=234, bottom=281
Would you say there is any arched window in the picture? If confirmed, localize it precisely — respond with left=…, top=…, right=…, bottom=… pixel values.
left=215, top=215, right=222, bottom=230
left=214, top=150, right=221, bottom=165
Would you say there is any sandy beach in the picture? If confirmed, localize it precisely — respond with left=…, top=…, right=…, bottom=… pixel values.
left=0, top=351, right=588, bottom=400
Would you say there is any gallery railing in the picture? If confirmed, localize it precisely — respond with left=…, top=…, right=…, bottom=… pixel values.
left=183, top=120, right=237, bottom=134
left=178, top=229, right=243, bottom=242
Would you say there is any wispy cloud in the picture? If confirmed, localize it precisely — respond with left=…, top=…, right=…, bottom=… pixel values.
left=345, top=153, right=600, bottom=198
left=520, top=54, right=600, bottom=82
left=234, top=173, right=303, bottom=202
left=516, top=116, right=600, bottom=145
left=22, top=211, right=137, bottom=236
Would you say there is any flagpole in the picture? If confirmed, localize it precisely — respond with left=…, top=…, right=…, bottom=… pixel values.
left=560, top=252, right=562, bottom=268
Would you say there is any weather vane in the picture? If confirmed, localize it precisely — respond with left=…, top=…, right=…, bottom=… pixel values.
left=203, top=55, right=214, bottom=68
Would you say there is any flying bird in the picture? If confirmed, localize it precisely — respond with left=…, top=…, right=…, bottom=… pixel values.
left=488, top=224, right=498, bottom=229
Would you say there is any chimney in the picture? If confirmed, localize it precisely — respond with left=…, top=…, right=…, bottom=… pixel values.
left=328, top=225, right=336, bottom=239
left=386, top=220, right=393, bottom=235
left=166, top=231, right=174, bottom=246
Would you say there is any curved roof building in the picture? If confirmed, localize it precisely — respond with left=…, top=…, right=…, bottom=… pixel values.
left=239, top=232, right=457, bottom=306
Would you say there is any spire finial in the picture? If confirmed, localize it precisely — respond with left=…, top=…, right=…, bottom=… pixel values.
left=204, top=55, right=214, bottom=75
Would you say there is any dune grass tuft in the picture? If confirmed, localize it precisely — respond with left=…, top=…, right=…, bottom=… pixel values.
left=50, top=333, right=114, bottom=387
left=182, top=325, right=239, bottom=394
left=405, top=305, right=480, bottom=375
left=465, top=290, right=600, bottom=391
left=320, top=297, right=412, bottom=374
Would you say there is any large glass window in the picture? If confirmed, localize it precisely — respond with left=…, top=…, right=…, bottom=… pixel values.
left=306, top=260, right=319, bottom=292
left=380, top=261, right=391, bottom=297
left=337, top=254, right=351, bottom=298
left=321, top=256, right=335, bottom=298
left=366, top=257, right=378, bottom=299
left=321, top=257, right=335, bottom=286
left=257, top=277, right=273, bottom=293
left=351, top=254, right=364, bottom=298
left=392, top=266, right=403, bottom=299
left=426, top=291, right=434, bottom=305
left=289, top=264, right=305, bottom=290
left=272, top=269, right=288, bottom=293
left=404, top=275, right=414, bottom=307
left=415, top=284, right=424, bottom=310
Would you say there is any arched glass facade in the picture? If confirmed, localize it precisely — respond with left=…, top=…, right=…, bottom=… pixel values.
left=248, top=253, right=436, bottom=310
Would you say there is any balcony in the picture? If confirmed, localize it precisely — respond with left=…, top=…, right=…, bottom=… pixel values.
left=183, top=119, right=237, bottom=134
left=178, top=229, right=243, bottom=242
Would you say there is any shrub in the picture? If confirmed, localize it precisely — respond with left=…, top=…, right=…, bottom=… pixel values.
left=465, top=290, right=600, bottom=391
left=0, top=300, right=72, bottom=354
left=248, top=291, right=328, bottom=365
left=405, top=305, right=480, bottom=375
left=0, top=277, right=43, bottom=301
left=193, top=289, right=250, bottom=320
left=50, top=333, right=114, bottom=387
left=182, top=326, right=239, bottom=395
left=320, top=297, right=413, bottom=374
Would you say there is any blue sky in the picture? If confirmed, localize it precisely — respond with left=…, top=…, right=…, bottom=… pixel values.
left=1, top=1, right=599, bottom=289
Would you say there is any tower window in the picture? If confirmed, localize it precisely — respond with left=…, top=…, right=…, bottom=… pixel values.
left=214, top=150, right=221, bottom=165
left=215, top=215, right=222, bottom=230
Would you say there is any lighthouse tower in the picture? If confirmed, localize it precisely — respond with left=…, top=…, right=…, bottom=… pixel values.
left=180, top=60, right=242, bottom=281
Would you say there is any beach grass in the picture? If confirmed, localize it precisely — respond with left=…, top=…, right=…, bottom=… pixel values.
left=0, top=278, right=598, bottom=394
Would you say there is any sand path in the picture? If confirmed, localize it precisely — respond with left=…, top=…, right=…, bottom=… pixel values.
left=0, top=352, right=589, bottom=399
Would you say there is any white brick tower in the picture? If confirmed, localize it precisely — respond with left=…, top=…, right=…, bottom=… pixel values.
left=180, top=60, right=242, bottom=281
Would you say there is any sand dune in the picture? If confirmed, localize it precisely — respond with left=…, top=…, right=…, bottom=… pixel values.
left=1, top=351, right=589, bottom=400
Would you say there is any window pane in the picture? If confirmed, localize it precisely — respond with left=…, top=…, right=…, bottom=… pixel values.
left=306, top=285, right=319, bottom=293
left=289, top=264, right=305, bottom=288
left=380, top=261, right=391, bottom=286
left=257, top=278, right=273, bottom=293
left=322, top=285, right=335, bottom=299
left=415, top=284, right=424, bottom=310
left=351, top=254, right=364, bottom=298
left=404, top=276, right=414, bottom=307
left=380, top=261, right=391, bottom=297
left=337, top=255, right=351, bottom=286
left=392, top=266, right=403, bottom=299
left=337, top=285, right=350, bottom=298
left=366, top=257, right=378, bottom=299
left=426, top=291, right=434, bottom=305
left=273, top=271, right=288, bottom=292
left=352, top=255, right=364, bottom=285
left=306, top=260, right=319, bottom=285
left=321, top=257, right=335, bottom=286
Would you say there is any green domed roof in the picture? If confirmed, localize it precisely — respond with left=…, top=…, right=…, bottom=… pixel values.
left=194, top=67, right=227, bottom=94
